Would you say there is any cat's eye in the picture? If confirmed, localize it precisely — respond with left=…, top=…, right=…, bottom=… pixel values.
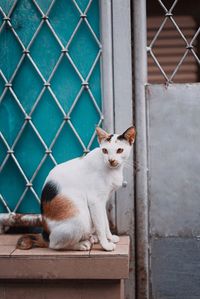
left=102, top=148, right=108, bottom=154
left=117, top=148, right=124, bottom=154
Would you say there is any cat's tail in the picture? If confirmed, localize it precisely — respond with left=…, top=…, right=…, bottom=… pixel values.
left=16, top=234, right=48, bottom=250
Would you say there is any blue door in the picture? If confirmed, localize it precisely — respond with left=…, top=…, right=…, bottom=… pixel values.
left=0, top=0, right=102, bottom=214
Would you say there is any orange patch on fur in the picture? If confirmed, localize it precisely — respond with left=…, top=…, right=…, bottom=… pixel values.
left=16, top=234, right=48, bottom=250
left=96, top=127, right=110, bottom=143
left=124, top=127, right=136, bottom=145
left=42, top=195, right=78, bottom=221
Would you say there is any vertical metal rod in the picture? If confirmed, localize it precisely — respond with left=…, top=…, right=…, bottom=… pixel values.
left=112, top=1, right=135, bottom=298
left=133, top=0, right=149, bottom=298
left=100, top=0, right=114, bottom=133
left=100, top=0, right=116, bottom=230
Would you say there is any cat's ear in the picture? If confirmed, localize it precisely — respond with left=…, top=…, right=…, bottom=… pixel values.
left=118, top=126, right=136, bottom=145
left=96, top=127, right=110, bottom=143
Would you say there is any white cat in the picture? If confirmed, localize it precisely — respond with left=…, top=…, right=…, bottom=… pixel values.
left=17, top=126, right=136, bottom=251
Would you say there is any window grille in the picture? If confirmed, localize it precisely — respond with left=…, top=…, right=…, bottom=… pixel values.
left=147, top=0, right=200, bottom=83
left=0, top=0, right=103, bottom=214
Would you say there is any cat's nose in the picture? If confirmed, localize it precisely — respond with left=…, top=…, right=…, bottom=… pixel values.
left=109, top=159, right=117, bottom=166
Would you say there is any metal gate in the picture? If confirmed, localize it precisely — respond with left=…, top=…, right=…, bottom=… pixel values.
left=0, top=1, right=134, bottom=298
left=0, top=0, right=102, bottom=214
left=134, top=0, right=200, bottom=298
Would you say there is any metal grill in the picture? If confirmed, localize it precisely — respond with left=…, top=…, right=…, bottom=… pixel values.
left=0, top=0, right=102, bottom=214
left=147, top=0, right=200, bottom=83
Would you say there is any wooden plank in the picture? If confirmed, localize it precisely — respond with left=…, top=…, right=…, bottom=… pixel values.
left=0, top=284, right=4, bottom=299
left=91, top=241, right=129, bottom=257
left=12, top=236, right=129, bottom=256
left=0, top=234, right=21, bottom=245
left=0, top=246, right=15, bottom=256
left=0, top=280, right=122, bottom=299
left=117, top=236, right=130, bottom=245
left=13, top=247, right=90, bottom=257
left=89, top=245, right=129, bottom=257
left=0, top=281, right=43, bottom=299
left=0, top=235, right=130, bottom=280
left=0, top=256, right=129, bottom=279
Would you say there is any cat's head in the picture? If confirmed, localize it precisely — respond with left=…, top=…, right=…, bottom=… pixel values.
left=96, top=126, right=136, bottom=169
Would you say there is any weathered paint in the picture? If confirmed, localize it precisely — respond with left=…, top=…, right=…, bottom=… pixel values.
left=147, top=83, right=200, bottom=299
left=133, top=0, right=149, bottom=298
left=147, top=83, right=200, bottom=237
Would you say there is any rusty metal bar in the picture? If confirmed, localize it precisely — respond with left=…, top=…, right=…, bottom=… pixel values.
left=133, top=0, right=149, bottom=298
left=0, top=213, right=42, bottom=234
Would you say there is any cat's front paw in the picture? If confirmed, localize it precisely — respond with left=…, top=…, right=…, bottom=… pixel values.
left=89, top=234, right=98, bottom=244
left=73, top=240, right=92, bottom=251
left=108, top=235, right=120, bottom=243
left=101, top=241, right=116, bottom=251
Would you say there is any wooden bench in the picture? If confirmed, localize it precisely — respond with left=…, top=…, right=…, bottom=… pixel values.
left=0, top=235, right=130, bottom=299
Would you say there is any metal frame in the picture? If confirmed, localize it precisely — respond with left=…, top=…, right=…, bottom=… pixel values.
left=0, top=213, right=42, bottom=234
left=112, top=1, right=134, bottom=298
left=100, top=0, right=116, bottom=228
left=100, top=0, right=134, bottom=241
left=133, top=0, right=149, bottom=299
left=100, top=0, right=114, bottom=134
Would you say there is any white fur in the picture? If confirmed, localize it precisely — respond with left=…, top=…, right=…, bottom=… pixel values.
left=45, top=133, right=133, bottom=251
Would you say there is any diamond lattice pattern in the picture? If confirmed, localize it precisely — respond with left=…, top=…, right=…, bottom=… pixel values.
left=0, top=0, right=103, bottom=213
left=147, top=0, right=200, bottom=83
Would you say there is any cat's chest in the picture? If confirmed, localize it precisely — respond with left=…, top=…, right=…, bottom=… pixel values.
left=105, top=171, right=123, bottom=191
left=84, top=172, right=123, bottom=192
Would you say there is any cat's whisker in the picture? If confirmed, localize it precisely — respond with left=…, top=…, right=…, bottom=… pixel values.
left=124, top=162, right=139, bottom=171
left=124, top=160, right=149, bottom=171
left=125, top=164, right=149, bottom=171
left=124, top=163, right=132, bottom=169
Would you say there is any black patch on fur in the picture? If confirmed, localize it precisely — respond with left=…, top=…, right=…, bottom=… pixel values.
left=117, top=134, right=125, bottom=141
left=106, top=134, right=114, bottom=142
left=117, top=126, right=135, bottom=142
left=42, top=230, right=50, bottom=242
left=41, top=181, right=59, bottom=214
left=17, top=238, right=22, bottom=245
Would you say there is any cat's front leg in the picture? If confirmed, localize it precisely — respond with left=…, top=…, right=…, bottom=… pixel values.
left=88, top=200, right=116, bottom=251
left=104, top=208, right=120, bottom=243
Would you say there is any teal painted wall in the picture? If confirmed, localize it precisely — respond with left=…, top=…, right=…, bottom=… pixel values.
left=0, top=0, right=102, bottom=213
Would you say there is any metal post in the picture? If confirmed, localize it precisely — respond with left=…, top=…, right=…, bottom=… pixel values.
left=100, top=0, right=114, bottom=134
left=112, top=1, right=135, bottom=298
left=100, top=0, right=116, bottom=230
left=133, top=0, right=149, bottom=298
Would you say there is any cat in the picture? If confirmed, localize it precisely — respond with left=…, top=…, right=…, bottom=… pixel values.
left=17, top=126, right=136, bottom=251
